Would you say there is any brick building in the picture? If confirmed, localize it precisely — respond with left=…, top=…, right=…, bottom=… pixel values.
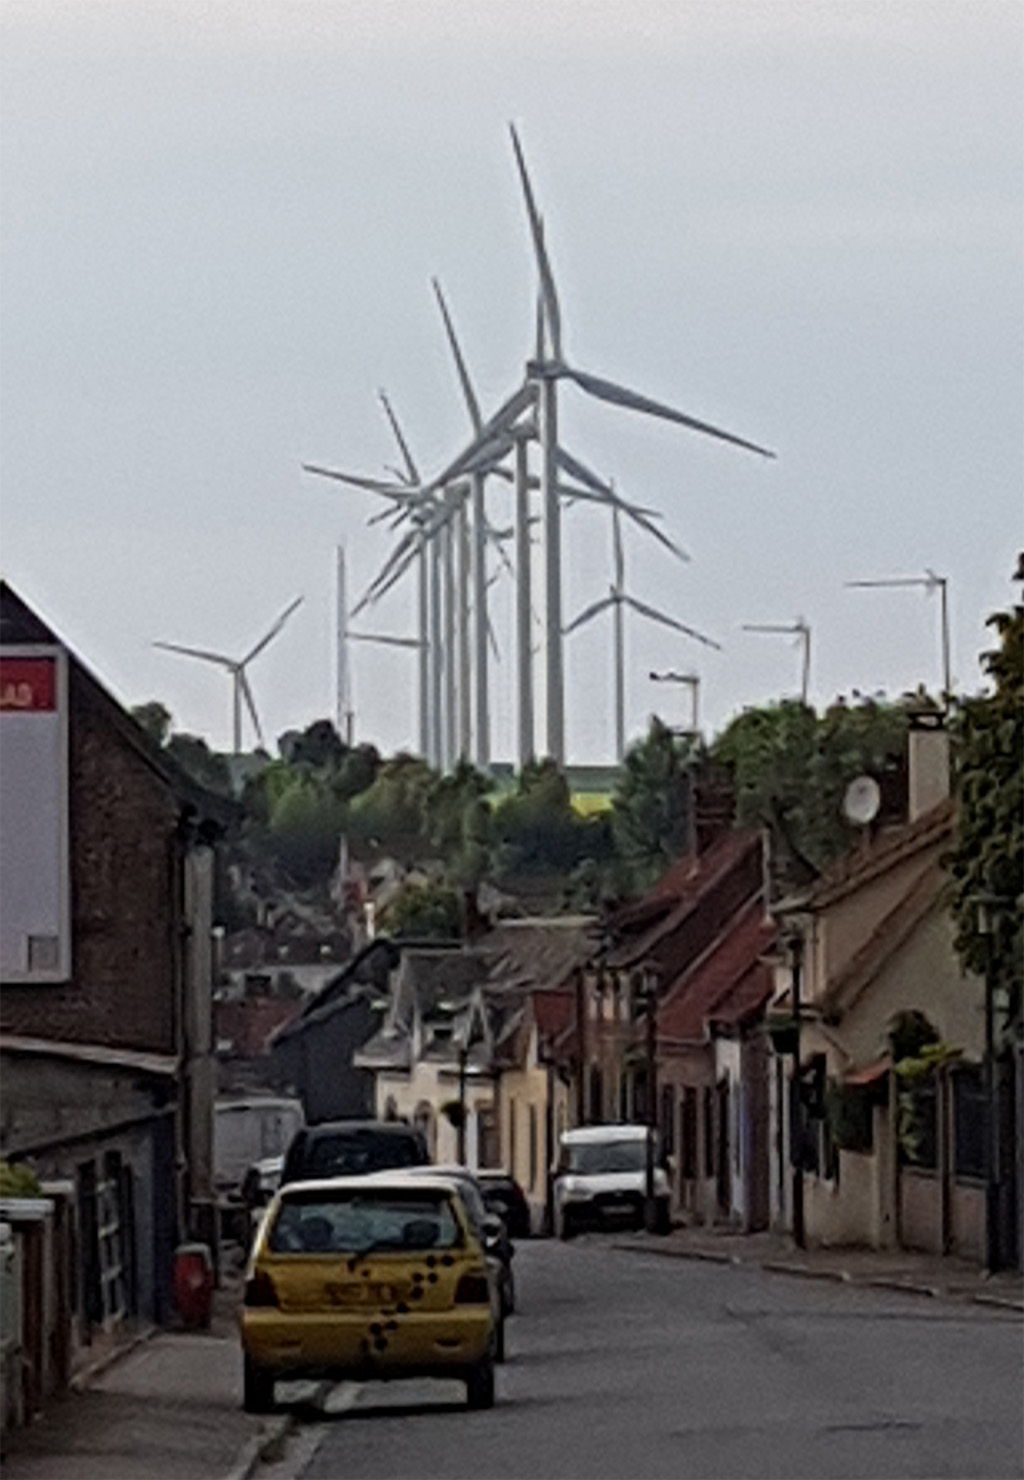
left=0, top=582, right=233, bottom=1357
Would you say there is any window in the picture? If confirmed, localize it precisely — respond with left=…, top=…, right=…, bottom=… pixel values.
left=703, top=1087, right=715, bottom=1178
left=97, top=1153, right=127, bottom=1327
left=660, top=1084, right=676, bottom=1158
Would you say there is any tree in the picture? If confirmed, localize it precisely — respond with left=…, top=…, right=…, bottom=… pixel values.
left=948, top=574, right=1023, bottom=1034
left=380, top=881, right=462, bottom=940
left=711, top=696, right=908, bottom=891
left=278, top=718, right=346, bottom=771
left=166, top=732, right=233, bottom=795
left=267, top=773, right=346, bottom=887
left=610, top=718, right=698, bottom=890
left=130, top=700, right=172, bottom=747
left=491, top=758, right=581, bottom=873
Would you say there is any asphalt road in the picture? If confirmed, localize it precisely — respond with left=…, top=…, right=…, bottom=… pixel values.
left=269, top=1235, right=1024, bottom=1480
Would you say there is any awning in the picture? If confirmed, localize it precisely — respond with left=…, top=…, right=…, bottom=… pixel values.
left=844, top=1055, right=891, bottom=1088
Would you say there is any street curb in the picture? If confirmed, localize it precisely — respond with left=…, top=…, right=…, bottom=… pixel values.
left=972, top=1293, right=1024, bottom=1313
left=223, top=1413, right=295, bottom=1480
left=613, top=1239, right=1023, bottom=1310
left=69, top=1325, right=158, bottom=1392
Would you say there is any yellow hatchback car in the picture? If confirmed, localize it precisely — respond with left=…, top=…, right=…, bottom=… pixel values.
left=239, top=1174, right=497, bottom=1412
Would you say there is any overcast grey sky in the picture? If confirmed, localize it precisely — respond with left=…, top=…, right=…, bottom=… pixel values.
left=1, top=1, right=1021, bottom=763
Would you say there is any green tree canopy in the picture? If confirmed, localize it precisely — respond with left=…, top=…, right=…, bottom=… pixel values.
left=948, top=578, right=1023, bottom=1034
left=610, top=718, right=698, bottom=890
left=131, top=700, right=172, bottom=747
left=711, top=696, right=908, bottom=890
left=267, top=773, right=346, bottom=887
left=379, top=880, right=462, bottom=940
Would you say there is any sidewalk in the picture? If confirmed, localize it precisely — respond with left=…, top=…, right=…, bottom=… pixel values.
left=1, top=1259, right=289, bottom=1480
left=614, top=1222, right=1024, bottom=1311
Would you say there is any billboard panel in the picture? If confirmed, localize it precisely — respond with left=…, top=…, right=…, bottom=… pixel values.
left=0, top=646, right=71, bottom=981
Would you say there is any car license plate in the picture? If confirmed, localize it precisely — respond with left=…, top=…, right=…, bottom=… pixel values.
left=325, top=1282, right=395, bottom=1306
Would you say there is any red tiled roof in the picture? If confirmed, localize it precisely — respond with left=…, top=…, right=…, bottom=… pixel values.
left=657, top=900, right=777, bottom=1042
left=798, top=798, right=953, bottom=912
left=606, top=829, right=763, bottom=968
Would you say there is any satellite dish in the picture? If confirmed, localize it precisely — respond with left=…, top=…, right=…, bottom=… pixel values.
left=843, top=775, right=881, bottom=826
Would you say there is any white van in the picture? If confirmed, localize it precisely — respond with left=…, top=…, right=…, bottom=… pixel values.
left=214, top=1096, right=305, bottom=1197
left=553, top=1124, right=671, bottom=1238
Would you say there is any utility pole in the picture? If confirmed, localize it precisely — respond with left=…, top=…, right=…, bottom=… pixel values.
left=976, top=896, right=1003, bottom=1271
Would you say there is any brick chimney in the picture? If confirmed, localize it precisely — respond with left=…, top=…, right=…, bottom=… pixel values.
left=906, top=698, right=949, bottom=821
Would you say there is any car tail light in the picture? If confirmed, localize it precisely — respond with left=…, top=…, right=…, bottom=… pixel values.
left=244, top=1270, right=279, bottom=1307
left=454, top=1271, right=491, bottom=1305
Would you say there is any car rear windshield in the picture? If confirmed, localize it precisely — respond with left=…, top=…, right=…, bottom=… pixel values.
left=268, top=1189, right=462, bottom=1255
left=564, top=1140, right=647, bottom=1174
left=302, top=1132, right=426, bottom=1178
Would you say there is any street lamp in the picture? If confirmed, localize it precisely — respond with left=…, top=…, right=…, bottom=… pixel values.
left=845, top=571, right=951, bottom=706
left=975, top=895, right=1003, bottom=1272
left=649, top=670, right=700, bottom=735
left=741, top=621, right=811, bottom=706
left=457, top=1042, right=468, bottom=1165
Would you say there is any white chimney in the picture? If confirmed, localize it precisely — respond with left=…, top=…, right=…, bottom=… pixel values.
left=906, top=700, right=949, bottom=821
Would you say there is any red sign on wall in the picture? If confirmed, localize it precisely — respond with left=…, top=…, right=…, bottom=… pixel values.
left=0, top=656, right=58, bottom=712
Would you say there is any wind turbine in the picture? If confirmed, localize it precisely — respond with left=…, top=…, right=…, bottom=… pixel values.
left=154, top=596, right=303, bottom=753
left=742, top=619, right=811, bottom=705
left=508, top=122, right=774, bottom=766
left=564, top=504, right=719, bottom=762
left=845, top=570, right=951, bottom=704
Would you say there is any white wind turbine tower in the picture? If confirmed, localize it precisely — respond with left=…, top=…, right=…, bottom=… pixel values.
left=154, top=596, right=303, bottom=753
left=564, top=504, right=720, bottom=762
left=508, top=123, right=774, bottom=765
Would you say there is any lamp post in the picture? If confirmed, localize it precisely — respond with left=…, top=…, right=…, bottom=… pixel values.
left=649, top=670, right=700, bottom=735
left=456, top=1044, right=469, bottom=1165
left=787, top=931, right=806, bottom=1249
left=975, top=896, right=1002, bottom=1272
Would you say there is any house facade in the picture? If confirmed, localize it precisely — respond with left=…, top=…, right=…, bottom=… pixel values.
left=767, top=713, right=1001, bottom=1262
left=0, top=582, right=231, bottom=1394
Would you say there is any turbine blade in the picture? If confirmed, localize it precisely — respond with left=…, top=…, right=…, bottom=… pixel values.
left=348, top=632, right=422, bottom=649
left=564, top=594, right=616, bottom=635
left=557, top=448, right=691, bottom=562
left=239, top=670, right=265, bottom=749
left=377, top=390, right=421, bottom=485
left=432, top=278, right=482, bottom=433
left=623, top=595, right=722, bottom=649
left=427, top=382, right=536, bottom=491
left=243, top=596, right=303, bottom=664
left=152, top=641, right=232, bottom=667
left=302, top=462, right=415, bottom=496
left=509, top=123, right=563, bottom=361
left=562, top=366, right=775, bottom=458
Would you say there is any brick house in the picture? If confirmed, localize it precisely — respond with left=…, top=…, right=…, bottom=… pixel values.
left=0, top=582, right=233, bottom=1371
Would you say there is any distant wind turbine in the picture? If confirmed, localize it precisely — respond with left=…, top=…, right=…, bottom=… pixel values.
left=564, top=504, right=719, bottom=762
left=153, top=596, right=303, bottom=753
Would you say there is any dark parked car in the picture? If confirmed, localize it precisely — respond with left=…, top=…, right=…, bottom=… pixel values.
left=476, top=1170, right=532, bottom=1239
left=280, top=1120, right=430, bottom=1187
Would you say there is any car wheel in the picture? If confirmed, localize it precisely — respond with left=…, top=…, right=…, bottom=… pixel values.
left=243, top=1357, right=275, bottom=1414
left=557, top=1208, right=576, bottom=1241
left=655, top=1199, right=672, bottom=1235
left=465, top=1355, right=495, bottom=1410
